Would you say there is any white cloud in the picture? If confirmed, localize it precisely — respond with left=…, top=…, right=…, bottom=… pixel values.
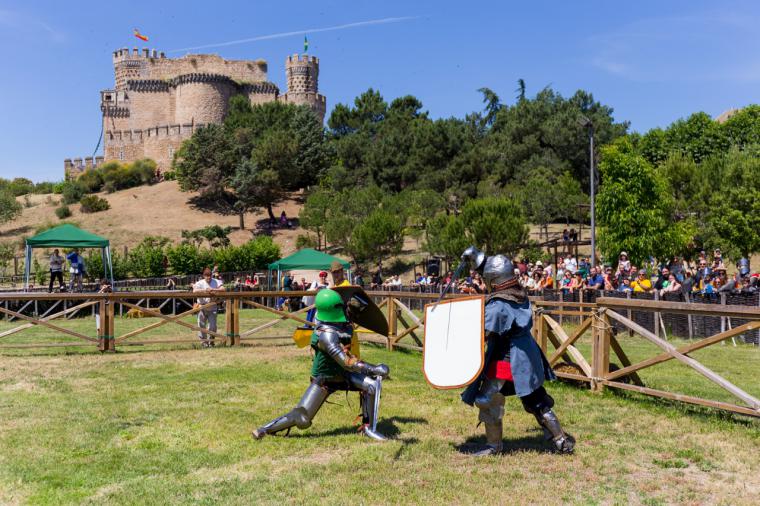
left=168, top=16, right=419, bottom=53
left=0, top=8, right=65, bottom=43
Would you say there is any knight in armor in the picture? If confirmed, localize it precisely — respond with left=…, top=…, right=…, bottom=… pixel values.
left=252, top=288, right=390, bottom=441
left=460, top=246, right=575, bottom=455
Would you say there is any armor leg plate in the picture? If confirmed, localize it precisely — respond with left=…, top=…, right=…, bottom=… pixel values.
left=470, top=421, right=503, bottom=457
left=521, top=387, right=575, bottom=454
left=252, top=382, right=329, bottom=439
left=349, top=373, right=387, bottom=441
left=476, top=378, right=506, bottom=425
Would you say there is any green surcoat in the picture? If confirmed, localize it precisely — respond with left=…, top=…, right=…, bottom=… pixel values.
left=310, top=324, right=353, bottom=379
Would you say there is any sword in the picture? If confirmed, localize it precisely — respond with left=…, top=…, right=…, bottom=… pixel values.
left=431, top=260, right=466, bottom=310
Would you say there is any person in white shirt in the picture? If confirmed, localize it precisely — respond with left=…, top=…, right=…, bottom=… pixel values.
left=192, top=267, right=225, bottom=347
left=565, top=254, right=577, bottom=274
left=303, top=271, right=329, bottom=322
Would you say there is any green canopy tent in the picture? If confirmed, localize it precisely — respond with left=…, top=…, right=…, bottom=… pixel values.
left=267, top=248, right=350, bottom=289
left=24, top=224, right=113, bottom=291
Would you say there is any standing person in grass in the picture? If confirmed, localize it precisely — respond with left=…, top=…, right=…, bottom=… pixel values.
left=48, top=249, right=65, bottom=293
left=252, top=288, right=390, bottom=441
left=192, top=267, right=225, bottom=348
left=460, top=246, right=575, bottom=456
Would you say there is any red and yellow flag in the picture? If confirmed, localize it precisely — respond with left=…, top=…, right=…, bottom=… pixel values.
left=133, top=29, right=148, bottom=42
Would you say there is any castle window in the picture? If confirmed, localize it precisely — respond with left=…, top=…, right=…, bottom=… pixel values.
left=119, top=149, right=125, bottom=161
left=168, top=147, right=175, bottom=159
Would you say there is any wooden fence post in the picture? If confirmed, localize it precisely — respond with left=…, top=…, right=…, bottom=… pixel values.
left=106, top=300, right=115, bottom=352
left=98, top=300, right=106, bottom=352
left=226, top=298, right=240, bottom=346
left=387, top=296, right=397, bottom=350
left=591, top=308, right=610, bottom=393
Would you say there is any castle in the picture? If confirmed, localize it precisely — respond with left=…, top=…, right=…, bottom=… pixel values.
left=64, top=48, right=326, bottom=178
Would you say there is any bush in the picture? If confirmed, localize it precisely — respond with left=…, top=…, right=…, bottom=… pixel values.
left=295, top=234, right=317, bottom=249
left=52, top=181, right=65, bottom=194
left=79, top=169, right=104, bottom=193
left=79, top=195, right=110, bottom=213
left=85, top=250, right=130, bottom=281
left=55, top=206, right=72, bottom=219
left=33, top=181, right=56, bottom=194
left=166, top=243, right=213, bottom=275
left=162, top=170, right=177, bottom=181
left=5, top=178, right=34, bottom=196
left=128, top=236, right=169, bottom=278
left=61, top=180, right=86, bottom=205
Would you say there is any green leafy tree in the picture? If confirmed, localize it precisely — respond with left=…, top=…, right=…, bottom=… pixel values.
left=460, top=197, right=528, bottom=256
left=702, top=148, right=760, bottom=258
left=0, top=191, right=22, bottom=225
left=299, top=188, right=331, bottom=250
left=596, top=139, right=694, bottom=266
left=424, top=213, right=469, bottom=263
left=347, top=210, right=405, bottom=263
left=129, top=236, right=170, bottom=278
left=173, top=124, right=237, bottom=196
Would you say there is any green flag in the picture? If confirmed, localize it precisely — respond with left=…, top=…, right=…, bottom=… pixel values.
left=304, top=36, right=309, bottom=53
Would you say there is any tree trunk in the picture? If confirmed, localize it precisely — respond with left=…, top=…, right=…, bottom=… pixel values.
left=267, top=204, right=275, bottom=221
left=239, top=211, right=245, bottom=230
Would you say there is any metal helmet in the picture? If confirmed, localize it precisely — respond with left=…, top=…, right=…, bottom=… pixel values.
left=461, top=245, right=487, bottom=272
left=483, top=254, right=518, bottom=291
left=315, top=289, right=347, bottom=323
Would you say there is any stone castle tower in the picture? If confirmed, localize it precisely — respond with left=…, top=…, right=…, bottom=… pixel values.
left=64, top=49, right=326, bottom=178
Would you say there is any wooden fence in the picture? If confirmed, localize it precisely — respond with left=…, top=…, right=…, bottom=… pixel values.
left=0, top=290, right=758, bottom=418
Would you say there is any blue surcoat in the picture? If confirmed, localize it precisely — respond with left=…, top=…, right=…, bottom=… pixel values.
left=483, top=296, right=555, bottom=397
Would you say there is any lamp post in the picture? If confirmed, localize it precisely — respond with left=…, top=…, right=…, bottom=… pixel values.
left=579, top=117, right=596, bottom=269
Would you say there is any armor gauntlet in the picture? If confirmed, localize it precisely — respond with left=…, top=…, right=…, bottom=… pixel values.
left=318, top=331, right=390, bottom=377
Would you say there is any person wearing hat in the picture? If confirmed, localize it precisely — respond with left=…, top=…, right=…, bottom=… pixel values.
left=330, top=260, right=350, bottom=287
left=252, top=288, right=391, bottom=441
left=618, top=252, right=631, bottom=272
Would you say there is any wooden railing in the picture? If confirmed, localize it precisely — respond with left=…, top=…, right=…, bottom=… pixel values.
left=1, top=290, right=759, bottom=418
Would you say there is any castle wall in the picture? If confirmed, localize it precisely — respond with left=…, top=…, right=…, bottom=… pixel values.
left=103, top=124, right=205, bottom=169
left=124, top=87, right=174, bottom=131
left=175, top=78, right=235, bottom=125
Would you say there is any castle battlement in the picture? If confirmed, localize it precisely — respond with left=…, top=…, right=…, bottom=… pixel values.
left=287, top=54, right=319, bottom=65
left=113, top=47, right=166, bottom=62
left=106, top=123, right=207, bottom=142
left=64, top=156, right=104, bottom=179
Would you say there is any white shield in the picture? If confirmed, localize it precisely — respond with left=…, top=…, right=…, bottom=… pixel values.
left=423, top=295, right=485, bottom=389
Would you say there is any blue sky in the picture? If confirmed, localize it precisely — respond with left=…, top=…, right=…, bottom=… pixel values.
left=1, top=0, right=758, bottom=181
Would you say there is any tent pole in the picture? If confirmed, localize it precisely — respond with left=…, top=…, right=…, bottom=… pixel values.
left=24, top=245, right=31, bottom=292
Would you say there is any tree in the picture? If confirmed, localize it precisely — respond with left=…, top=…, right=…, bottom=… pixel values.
left=521, top=167, right=561, bottom=240
left=299, top=188, right=331, bottom=250
left=702, top=148, right=760, bottom=259
left=129, top=236, right=170, bottom=278
left=0, top=191, right=22, bottom=225
left=347, top=210, right=405, bottom=263
left=173, top=124, right=236, bottom=197
left=477, top=87, right=502, bottom=128
left=460, top=197, right=528, bottom=256
left=424, top=213, right=469, bottom=262
left=596, top=139, right=694, bottom=266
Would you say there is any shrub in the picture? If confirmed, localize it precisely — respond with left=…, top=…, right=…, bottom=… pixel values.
left=52, top=181, right=65, bottom=194
left=6, top=178, right=34, bottom=196
left=55, top=205, right=72, bottom=219
left=166, top=243, right=212, bottom=275
left=79, top=195, right=110, bottom=213
left=79, top=169, right=105, bottom=193
left=33, top=181, right=56, bottom=194
left=295, top=234, right=317, bottom=249
left=85, top=250, right=130, bottom=280
left=128, top=236, right=169, bottom=278
left=162, top=170, right=177, bottom=181
left=61, top=180, right=86, bottom=204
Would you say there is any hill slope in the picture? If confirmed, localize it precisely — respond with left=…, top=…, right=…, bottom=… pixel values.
left=0, top=182, right=305, bottom=256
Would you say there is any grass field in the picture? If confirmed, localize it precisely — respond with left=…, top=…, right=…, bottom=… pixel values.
left=1, top=310, right=760, bottom=505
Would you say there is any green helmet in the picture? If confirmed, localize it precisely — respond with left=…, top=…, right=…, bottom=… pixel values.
left=315, top=289, right=347, bottom=323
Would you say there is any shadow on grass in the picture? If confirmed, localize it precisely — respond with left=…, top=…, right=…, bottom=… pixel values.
left=288, top=416, right=428, bottom=441
left=455, top=432, right=553, bottom=455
